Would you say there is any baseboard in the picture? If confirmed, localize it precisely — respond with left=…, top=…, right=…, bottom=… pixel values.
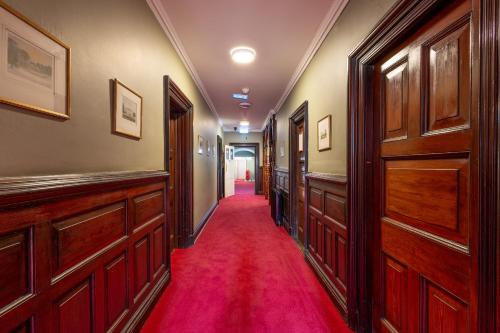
left=122, top=270, right=171, bottom=333
left=304, top=250, right=348, bottom=320
left=188, top=202, right=217, bottom=246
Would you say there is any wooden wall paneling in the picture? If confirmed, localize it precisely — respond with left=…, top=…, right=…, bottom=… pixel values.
left=274, top=168, right=290, bottom=234
left=0, top=171, right=170, bottom=333
left=304, top=173, right=348, bottom=318
left=348, top=0, right=498, bottom=331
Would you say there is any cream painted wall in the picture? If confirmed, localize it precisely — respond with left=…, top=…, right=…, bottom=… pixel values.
left=275, top=0, right=396, bottom=175
left=223, top=132, right=263, bottom=166
left=0, top=0, right=222, bottom=228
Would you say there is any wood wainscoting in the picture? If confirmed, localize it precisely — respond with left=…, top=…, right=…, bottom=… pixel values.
left=304, top=172, right=348, bottom=319
left=273, top=168, right=290, bottom=232
left=0, top=171, right=170, bottom=333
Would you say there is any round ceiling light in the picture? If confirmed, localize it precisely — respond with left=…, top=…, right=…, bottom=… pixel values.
left=239, top=102, right=252, bottom=109
left=230, top=46, right=256, bottom=64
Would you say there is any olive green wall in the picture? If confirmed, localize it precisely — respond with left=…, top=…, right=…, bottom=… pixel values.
left=0, top=0, right=222, bottom=228
left=223, top=132, right=263, bottom=166
left=275, top=0, right=396, bottom=175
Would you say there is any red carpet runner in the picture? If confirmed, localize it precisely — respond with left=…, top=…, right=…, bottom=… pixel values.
left=141, top=193, right=352, bottom=333
left=235, top=180, right=255, bottom=195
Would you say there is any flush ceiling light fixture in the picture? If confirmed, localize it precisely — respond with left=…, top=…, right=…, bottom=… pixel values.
left=239, top=101, right=252, bottom=109
left=240, top=120, right=250, bottom=126
left=230, top=46, right=256, bottom=64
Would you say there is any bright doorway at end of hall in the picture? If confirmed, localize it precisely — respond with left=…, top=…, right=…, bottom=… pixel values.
left=234, top=146, right=255, bottom=195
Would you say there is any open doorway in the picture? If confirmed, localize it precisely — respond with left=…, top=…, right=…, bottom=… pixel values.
left=230, top=142, right=260, bottom=196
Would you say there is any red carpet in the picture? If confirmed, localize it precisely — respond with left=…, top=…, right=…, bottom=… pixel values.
left=235, top=180, right=255, bottom=195
left=141, top=193, right=351, bottom=333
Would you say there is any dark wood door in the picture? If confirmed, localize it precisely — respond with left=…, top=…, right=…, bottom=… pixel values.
left=372, top=1, right=478, bottom=331
left=169, top=110, right=179, bottom=251
left=295, top=120, right=305, bottom=244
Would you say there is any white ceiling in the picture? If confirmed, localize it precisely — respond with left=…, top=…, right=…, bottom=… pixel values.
left=150, top=0, right=346, bottom=131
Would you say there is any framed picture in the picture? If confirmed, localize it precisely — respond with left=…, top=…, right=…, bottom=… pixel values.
left=198, top=135, right=205, bottom=155
left=113, top=79, right=142, bottom=139
left=0, top=2, right=70, bottom=119
left=317, top=115, right=332, bottom=151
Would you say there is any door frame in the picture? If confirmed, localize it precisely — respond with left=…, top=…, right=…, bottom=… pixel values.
left=229, top=142, right=260, bottom=195
left=217, top=135, right=224, bottom=201
left=164, top=76, right=194, bottom=248
left=347, top=0, right=498, bottom=331
left=289, top=101, right=308, bottom=240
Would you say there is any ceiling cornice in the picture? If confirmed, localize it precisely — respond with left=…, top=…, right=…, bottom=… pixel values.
left=147, top=0, right=223, bottom=126
left=261, top=0, right=349, bottom=130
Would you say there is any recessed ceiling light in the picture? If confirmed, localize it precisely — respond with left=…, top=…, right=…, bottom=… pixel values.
left=230, top=46, right=256, bottom=64
left=232, top=93, right=248, bottom=100
left=240, top=121, right=250, bottom=126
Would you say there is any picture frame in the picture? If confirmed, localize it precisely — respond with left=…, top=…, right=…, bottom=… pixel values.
left=317, top=115, right=332, bottom=151
left=113, top=79, right=142, bottom=139
left=0, top=2, right=71, bottom=119
left=198, top=135, right=205, bottom=155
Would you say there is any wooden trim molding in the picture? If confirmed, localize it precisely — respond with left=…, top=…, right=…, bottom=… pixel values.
left=230, top=142, right=260, bottom=195
left=289, top=101, right=308, bottom=239
left=0, top=170, right=168, bottom=207
left=164, top=76, right=194, bottom=248
left=188, top=202, right=217, bottom=246
left=348, top=0, right=498, bottom=331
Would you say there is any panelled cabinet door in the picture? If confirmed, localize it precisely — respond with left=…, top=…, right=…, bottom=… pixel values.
left=373, top=0, right=477, bottom=332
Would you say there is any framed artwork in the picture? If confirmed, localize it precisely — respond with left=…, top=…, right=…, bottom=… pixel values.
left=198, top=135, right=205, bottom=155
left=0, top=2, right=71, bottom=119
left=317, top=115, right=332, bottom=151
left=113, top=79, right=142, bottom=139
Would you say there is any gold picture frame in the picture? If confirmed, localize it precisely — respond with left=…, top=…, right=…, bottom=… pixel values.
left=317, top=115, right=332, bottom=151
left=0, top=2, right=71, bottom=119
left=113, top=79, right=143, bottom=139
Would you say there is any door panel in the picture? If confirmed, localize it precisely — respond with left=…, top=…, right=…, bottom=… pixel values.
left=373, top=1, right=477, bottom=332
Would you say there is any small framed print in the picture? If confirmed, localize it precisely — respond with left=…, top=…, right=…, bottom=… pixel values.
left=198, top=135, right=205, bottom=155
left=0, top=2, right=71, bottom=119
left=113, top=79, right=142, bottom=139
left=317, top=115, right=332, bottom=151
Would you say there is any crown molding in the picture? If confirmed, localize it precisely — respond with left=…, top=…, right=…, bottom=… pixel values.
left=147, top=0, right=223, bottom=127
left=261, top=0, right=349, bottom=130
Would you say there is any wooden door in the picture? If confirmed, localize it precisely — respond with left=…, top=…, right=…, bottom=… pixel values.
left=372, top=0, right=478, bottom=331
left=295, top=120, right=306, bottom=244
left=169, top=110, right=179, bottom=252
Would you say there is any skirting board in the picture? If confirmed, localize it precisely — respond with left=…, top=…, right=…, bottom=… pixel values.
left=188, top=202, right=218, bottom=246
left=304, top=250, right=347, bottom=320
left=122, top=270, right=171, bottom=332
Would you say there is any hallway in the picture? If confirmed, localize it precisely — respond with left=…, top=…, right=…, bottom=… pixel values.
left=142, top=192, right=351, bottom=333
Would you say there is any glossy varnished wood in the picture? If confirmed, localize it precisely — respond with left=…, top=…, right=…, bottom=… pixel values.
left=348, top=0, right=498, bottom=331
left=304, top=172, right=348, bottom=318
left=0, top=171, right=170, bottom=333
